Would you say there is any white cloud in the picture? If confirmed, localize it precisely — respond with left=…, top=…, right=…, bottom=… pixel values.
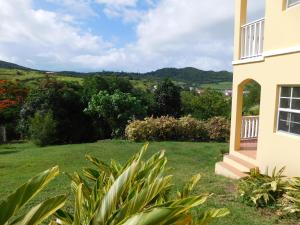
left=0, top=0, right=266, bottom=72
left=0, top=0, right=111, bottom=70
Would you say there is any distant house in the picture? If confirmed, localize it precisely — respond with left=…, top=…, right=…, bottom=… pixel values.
left=216, top=0, right=300, bottom=179
left=45, top=71, right=56, bottom=75
left=224, top=90, right=232, bottom=97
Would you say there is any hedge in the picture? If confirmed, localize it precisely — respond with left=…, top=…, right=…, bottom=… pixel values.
left=125, top=116, right=230, bottom=142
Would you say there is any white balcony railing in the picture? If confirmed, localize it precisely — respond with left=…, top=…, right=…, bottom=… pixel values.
left=241, top=116, right=259, bottom=139
left=240, top=18, right=264, bottom=59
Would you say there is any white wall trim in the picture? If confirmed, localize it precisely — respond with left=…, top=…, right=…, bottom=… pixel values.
left=232, top=56, right=265, bottom=65
left=233, top=45, right=300, bottom=65
left=263, top=45, right=300, bottom=57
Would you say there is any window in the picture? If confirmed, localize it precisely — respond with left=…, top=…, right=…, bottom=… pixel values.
left=287, top=0, right=300, bottom=7
left=277, top=86, right=300, bottom=135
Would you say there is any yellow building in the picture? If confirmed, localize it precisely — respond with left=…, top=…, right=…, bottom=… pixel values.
left=215, top=0, right=300, bottom=179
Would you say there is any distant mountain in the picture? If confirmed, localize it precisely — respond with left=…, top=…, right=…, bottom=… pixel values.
left=0, top=60, right=232, bottom=88
left=143, top=67, right=232, bottom=86
left=58, top=68, right=233, bottom=87
left=0, top=60, right=32, bottom=70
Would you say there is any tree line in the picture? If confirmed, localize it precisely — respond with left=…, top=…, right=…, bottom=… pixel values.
left=0, top=75, right=233, bottom=146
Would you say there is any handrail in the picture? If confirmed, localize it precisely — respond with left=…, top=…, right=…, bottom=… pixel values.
left=241, top=116, right=259, bottom=139
left=240, top=18, right=265, bottom=59
left=241, top=18, right=265, bottom=28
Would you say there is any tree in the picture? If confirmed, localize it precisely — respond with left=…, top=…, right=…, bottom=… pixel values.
left=181, top=89, right=231, bottom=120
left=81, top=76, right=109, bottom=103
left=154, top=79, right=181, bottom=117
left=19, top=78, right=98, bottom=144
left=0, top=79, right=28, bottom=140
left=243, top=81, right=261, bottom=115
left=29, top=110, right=57, bottom=146
left=85, top=90, right=146, bottom=137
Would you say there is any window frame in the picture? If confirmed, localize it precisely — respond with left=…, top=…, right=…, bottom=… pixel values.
left=287, top=0, right=300, bottom=8
left=277, top=86, right=300, bottom=136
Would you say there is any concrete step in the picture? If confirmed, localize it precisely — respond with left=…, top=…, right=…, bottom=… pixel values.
left=231, top=150, right=258, bottom=166
left=223, top=154, right=258, bottom=172
left=215, top=162, right=248, bottom=179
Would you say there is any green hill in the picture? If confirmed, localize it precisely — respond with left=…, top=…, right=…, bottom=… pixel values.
left=0, top=60, right=232, bottom=89
left=0, top=60, right=32, bottom=70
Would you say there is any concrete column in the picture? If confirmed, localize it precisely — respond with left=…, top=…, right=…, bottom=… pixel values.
left=234, top=0, right=248, bottom=61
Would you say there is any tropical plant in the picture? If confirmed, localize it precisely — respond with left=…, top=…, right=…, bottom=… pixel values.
left=0, top=166, right=66, bottom=225
left=238, top=167, right=286, bottom=207
left=53, top=144, right=229, bottom=224
left=282, top=177, right=300, bottom=215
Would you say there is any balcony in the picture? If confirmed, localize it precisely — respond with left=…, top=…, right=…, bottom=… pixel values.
left=240, top=18, right=265, bottom=59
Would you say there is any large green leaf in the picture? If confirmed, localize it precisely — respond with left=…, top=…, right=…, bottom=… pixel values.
left=92, top=161, right=139, bottom=225
left=0, top=166, right=59, bottom=225
left=74, top=184, right=83, bottom=225
left=113, top=175, right=173, bottom=224
left=119, top=208, right=177, bottom=225
left=12, top=195, right=66, bottom=225
left=197, top=208, right=230, bottom=225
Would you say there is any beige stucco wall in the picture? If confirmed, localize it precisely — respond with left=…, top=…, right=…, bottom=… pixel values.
left=231, top=0, right=300, bottom=177
left=231, top=52, right=300, bottom=177
left=264, top=0, right=300, bottom=51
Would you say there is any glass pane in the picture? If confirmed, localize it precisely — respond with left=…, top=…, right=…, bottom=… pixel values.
left=278, top=111, right=290, bottom=132
left=280, top=98, right=290, bottom=108
left=279, top=111, right=289, bottom=121
left=292, top=99, right=300, bottom=110
left=281, top=87, right=291, bottom=97
left=293, top=87, right=300, bottom=98
left=278, top=120, right=289, bottom=132
left=291, top=112, right=300, bottom=123
left=288, top=0, right=300, bottom=7
left=290, top=123, right=300, bottom=135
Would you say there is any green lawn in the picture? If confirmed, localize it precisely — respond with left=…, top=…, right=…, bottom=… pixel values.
left=0, top=141, right=294, bottom=224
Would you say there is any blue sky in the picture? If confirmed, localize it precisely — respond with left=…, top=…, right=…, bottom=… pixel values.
left=0, top=0, right=264, bottom=72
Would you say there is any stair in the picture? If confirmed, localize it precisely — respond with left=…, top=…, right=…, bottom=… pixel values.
left=215, top=152, right=258, bottom=179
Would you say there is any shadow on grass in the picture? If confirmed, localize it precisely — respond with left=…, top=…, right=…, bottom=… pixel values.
left=0, top=150, right=19, bottom=155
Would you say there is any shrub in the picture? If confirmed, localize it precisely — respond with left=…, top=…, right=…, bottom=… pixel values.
left=237, top=167, right=286, bottom=207
left=282, top=177, right=300, bottom=215
left=125, top=116, right=209, bottom=142
left=178, top=116, right=208, bottom=141
left=29, top=110, right=57, bottom=147
left=206, top=117, right=230, bottom=142
left=53, top=144, right=229, bottom=224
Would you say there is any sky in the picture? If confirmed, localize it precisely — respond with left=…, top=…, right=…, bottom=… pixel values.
left=0, top=0, right=265, bottom=73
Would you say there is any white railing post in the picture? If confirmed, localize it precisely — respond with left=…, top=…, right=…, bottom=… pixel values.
left=241, top=18, right=264, bottom=59
left=241, top=116, right=259, bottom=139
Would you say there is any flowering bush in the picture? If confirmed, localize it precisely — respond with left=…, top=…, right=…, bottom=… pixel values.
left=206, top=117, right=230, bottom=142
left=125, top=116, right=228, bottom=142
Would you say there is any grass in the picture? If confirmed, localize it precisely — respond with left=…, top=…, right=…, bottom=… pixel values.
left=0, top=140, right=295, bottom=224
left=0, top=68, right=83, bottom=86
left=200, top=82, right=233, bottom=90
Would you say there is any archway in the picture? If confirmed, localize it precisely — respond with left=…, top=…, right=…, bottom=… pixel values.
left=234, top=79, right=261, bottom=159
